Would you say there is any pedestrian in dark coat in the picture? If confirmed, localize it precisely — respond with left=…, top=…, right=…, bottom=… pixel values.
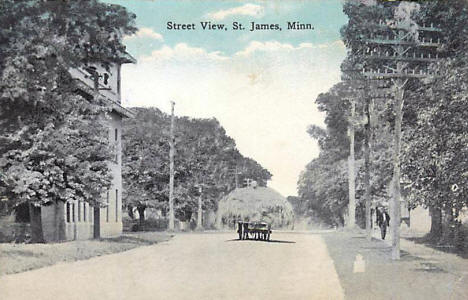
left=237, top=221, right=243, bottom=240
left=243, top=222, right=250, bottom=240
left=377, top=207, right=390, bottom=240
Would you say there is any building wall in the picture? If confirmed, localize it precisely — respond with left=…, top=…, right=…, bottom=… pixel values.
left=58, top=112, right=123, bottom=240
left=408, top=206, right=431, bottom=234
left=100, top=111, right=123, bottom=238
left=39, top=61, right=127, bottom=242
left=62, top=200, right=94, bottom=241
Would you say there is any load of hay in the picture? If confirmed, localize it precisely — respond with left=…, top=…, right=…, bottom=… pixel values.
left=216, top=187, right=294, bottom=229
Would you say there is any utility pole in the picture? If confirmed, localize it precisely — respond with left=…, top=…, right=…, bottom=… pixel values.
left=353, top=16, right=442, bottom=259
left=168, top=101, right=175, bottom=231
left=235, top=165, right=239, bottom=189
left=363, top=86, right=372, bottom=241
left=343, top=82, right=366, bottom=230
left=343, top=80, right=385, bottom=236
left=347, top=99, right=356, bottom=229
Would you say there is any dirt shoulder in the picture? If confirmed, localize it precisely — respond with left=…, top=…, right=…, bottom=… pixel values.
left=0, top=232, right=173, bottom=276
left=321, top=231, right=468, bottom=300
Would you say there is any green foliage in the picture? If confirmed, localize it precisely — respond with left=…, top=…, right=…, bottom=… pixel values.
left=122, top=107, right=272, bottom=222
left=298, top=81, right=368, bottom=226
left=0, top=0, right=137, bottom=207
left=401, top=1, right=468, bottom=215
left=299, top=0, right=468, bottom=239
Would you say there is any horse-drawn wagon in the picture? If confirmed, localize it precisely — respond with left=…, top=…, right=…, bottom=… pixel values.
left=237, top=221, right=271, bottom=241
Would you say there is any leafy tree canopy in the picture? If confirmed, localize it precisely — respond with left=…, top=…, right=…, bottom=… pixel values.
left=0, top=0, right=137, bottom=207
left=122, top=107, right=272, bottom=222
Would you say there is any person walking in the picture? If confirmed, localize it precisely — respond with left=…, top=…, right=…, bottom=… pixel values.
left=377, top=207, right=390, bottom=240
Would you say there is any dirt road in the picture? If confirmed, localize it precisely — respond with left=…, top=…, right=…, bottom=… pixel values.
left=0, top=232, right=344, bottom=300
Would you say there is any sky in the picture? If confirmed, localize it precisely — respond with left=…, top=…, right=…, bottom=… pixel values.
left=104, top=0, right=348, bottom=197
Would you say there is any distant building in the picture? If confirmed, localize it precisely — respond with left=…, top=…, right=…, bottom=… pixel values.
left=39, top=54, right=136, bottom=242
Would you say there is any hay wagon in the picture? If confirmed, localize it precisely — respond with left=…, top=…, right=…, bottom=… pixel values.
left=237, top=221, right=271, bottom=241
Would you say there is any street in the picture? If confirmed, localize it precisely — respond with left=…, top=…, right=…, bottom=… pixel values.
left=0, top=232, right=344, bottom=300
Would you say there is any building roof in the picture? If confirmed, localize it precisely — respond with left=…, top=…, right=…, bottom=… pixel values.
left=74, top=79, right=136, bottom=118
left=118, top=52, right=137, bottom=64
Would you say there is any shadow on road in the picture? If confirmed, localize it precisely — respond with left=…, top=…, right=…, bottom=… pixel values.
left=225, top=239, right=296, bottom=244
left=405, top=236, right=468, bottom=259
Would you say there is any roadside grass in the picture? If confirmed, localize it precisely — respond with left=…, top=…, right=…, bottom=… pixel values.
left=322, top=231, right=468, bottom=300
left=0, top=232, right=173, bottom=276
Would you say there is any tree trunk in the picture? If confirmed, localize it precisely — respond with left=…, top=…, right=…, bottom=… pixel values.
left=429, top=206, right=442, bottom=241
left=441, top=204, right=454, bottom=245
left=28, top=203, right=44, bottom=243
left=127, top=205, right=134, bottom=219
left=137, top=205, right=146, bottom=226
left=93, top=206, right=100, bottom=239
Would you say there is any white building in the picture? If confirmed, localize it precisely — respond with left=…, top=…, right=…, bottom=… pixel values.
left=41, top=54, right=136, bottom=241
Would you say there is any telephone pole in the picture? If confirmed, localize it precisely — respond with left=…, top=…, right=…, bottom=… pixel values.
left=347, top=99, right=356, bottom=229
left=352, top=18, right=442, bottom=259
left=235, top=165, right=239, bottom=189
left=363, top=87, right=372, bottom=241
left=168, top=101, right=175, bottom=231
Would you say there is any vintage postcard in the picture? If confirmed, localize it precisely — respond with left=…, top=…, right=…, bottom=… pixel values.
left=1, top=0, right=468, bottom=299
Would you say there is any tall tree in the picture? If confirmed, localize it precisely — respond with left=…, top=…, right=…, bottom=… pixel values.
left=122, top=107, right=272, bottom=228
left=401, top=0, right=468, bottom=244
left=0, top=0, right=136, bottom=241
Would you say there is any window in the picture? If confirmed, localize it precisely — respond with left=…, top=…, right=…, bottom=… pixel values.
left=66, top=202, right=71, bottom=223
left=115, top=189, right=119, bottom=222
left=114, top=128, right=119, bottom=163
left=103, top=73, right=109, bottom=85
left=106, top=191, right=109, bottom=222
left=78, top=201, right=81, bottom=222
left=83, top=202, right=86, bottom=222
left=72, top=202, right=75, bottom=223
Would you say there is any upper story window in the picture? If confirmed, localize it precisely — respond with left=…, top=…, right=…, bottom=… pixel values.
left=70, top=52, right=134, bottom=105
left=114, top=128, right=119, bottom=163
